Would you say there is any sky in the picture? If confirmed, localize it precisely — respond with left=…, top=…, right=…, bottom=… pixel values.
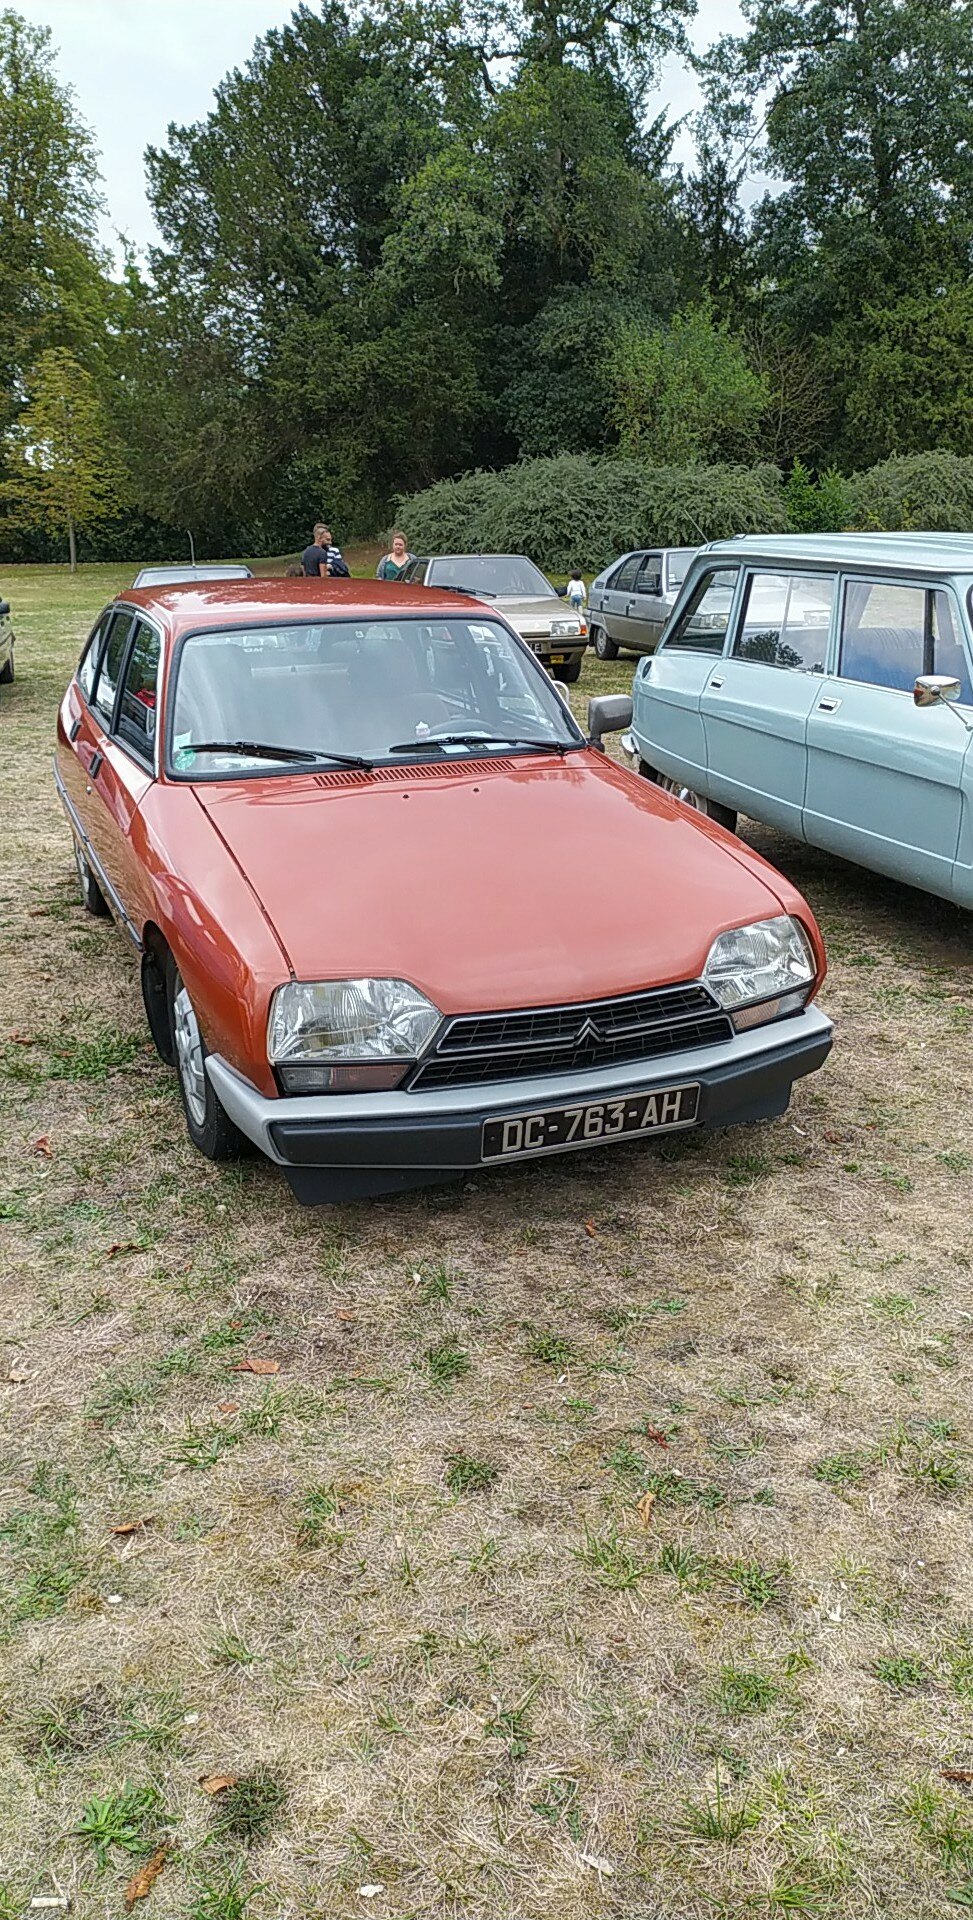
left=18, top=0, right=743, bottom=261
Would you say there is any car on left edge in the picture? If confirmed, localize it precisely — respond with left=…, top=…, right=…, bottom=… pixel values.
left=55, top=576, right=833, bottom=1205
left=0, top=590, right=16, bottom=684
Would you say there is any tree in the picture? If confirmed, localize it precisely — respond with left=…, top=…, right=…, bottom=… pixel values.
left=609, top=304, right=768, bottom=462
left=4, top=349, right=127, bottom=567
left=835, top=286, right=973, bottom=466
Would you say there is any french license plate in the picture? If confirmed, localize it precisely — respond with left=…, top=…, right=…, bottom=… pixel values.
left=481, top=1082, right=700, bottom=1163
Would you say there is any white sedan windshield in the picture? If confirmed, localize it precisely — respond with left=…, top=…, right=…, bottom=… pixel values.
left=428, top=556, right=557, bottom=598
left=170, top=616, right=581, bottom=772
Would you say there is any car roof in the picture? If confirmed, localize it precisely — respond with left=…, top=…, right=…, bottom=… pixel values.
left=117, top=575, right=495, bottom=640
left=702, top=532, right=973, bottom=574
left=132, top=564, right=253, bottom=587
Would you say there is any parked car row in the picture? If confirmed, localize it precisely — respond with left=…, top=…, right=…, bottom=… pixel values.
left=55, top=571, right=832, bottom=1204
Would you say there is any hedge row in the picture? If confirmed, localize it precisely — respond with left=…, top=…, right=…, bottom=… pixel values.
left=396, top=451, right=973, bottom=573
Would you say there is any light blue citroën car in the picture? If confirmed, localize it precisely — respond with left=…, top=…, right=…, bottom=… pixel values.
left=607, top=534, right=973, bottom=909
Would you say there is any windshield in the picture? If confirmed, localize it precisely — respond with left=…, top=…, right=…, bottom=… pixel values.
left=169, top=616, right=582, bottom=773
left=665, top=549, right=697, bottom=591
left=428, top=555, right=557, bottom=599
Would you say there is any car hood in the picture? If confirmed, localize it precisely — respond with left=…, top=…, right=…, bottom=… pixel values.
left=193, top=753, right=789, bottom=1012
left=492, top=594, right=578, bottom=631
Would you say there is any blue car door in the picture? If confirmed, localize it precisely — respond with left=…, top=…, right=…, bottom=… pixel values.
left=701, top=570, right=835, bottom=835
left=633, top=564, right=740, bottom=784
left=804, top=577, right=973, bottom=898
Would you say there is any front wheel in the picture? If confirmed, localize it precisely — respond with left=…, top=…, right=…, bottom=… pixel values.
left=168, top=961, right=245, bottom=1161
left=553, top=654, right=582, bottom=684
left=658, top=776, right=737, bottom=834
left=592, top=625, right=618, bottom=662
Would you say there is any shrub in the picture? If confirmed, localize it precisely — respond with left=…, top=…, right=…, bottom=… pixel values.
left=785, top=460, right=852, bottom=533
left=397, top=453, right=790, bottom=575
left=847, top=452, right=973, bottom=532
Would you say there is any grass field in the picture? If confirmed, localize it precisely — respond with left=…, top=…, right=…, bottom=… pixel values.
left=1, top=560, right=972, bottom=1920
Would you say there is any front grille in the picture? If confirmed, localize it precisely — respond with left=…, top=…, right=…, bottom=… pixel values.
left=409, top=983, right=732, bottom=1091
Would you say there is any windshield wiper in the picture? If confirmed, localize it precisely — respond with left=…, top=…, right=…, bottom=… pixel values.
left=440, top=584, right=498, bottom=599
left=387, top=732, right=569, bottom=756
left=184, top=739, right=373, bottom=769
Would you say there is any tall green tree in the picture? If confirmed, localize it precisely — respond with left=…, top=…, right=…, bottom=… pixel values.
left=610, top=304, right=768, bottom=462
left=4, top=348, right=127, bottom=568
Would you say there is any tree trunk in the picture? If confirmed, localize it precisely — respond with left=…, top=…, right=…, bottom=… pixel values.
left=68, top=512, right=77, bottom=573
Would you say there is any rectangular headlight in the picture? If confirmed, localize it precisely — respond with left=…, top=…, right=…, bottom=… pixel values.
left=268, top=979, right=441, bottom=1092
left=551, top=619, right=581, bottom=638
left=703, top=916, right=816, bottom=1016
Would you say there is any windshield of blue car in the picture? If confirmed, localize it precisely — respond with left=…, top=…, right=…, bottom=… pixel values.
left=428, top=556, right=557, bottom=599
left=168, top=616, right=584, bottom=773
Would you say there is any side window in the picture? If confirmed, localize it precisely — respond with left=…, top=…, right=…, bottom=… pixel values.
left=733, top=572, right=834, bottom=672
left=77, top=609, right=113, bottom=701
left=933, top=591, right=973, bottom=704
left=91, top=611, right=135, bottom=725
left=839, top=580, right=925, bottom=692
left=634, top=554, right=663, bottom=597
left=663, top=568, right=738, bottom=654
left=612, top=554, right=643, bottom=593
left=403, top=559, right=423, bottom=583
left=116, top=620, right=161, bottom=758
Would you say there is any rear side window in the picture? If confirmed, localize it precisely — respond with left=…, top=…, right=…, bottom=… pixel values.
left=733, top=572, right=834, bottom=672
left=663, top=567, right=738, bottom=653
left=91, top=610, right=135, bottom=724
left=634, top=554, right=662, bottom=596
left=77, top=609, right=113, bottom=701
left=116, top=620, right=161, bottom=758
left=610, top=554, right=642, bottom=592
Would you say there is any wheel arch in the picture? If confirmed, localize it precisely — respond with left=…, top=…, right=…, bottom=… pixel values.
left=140, top=921, right=176, bottom=1063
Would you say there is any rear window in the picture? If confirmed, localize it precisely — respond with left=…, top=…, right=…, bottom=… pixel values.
left=610, top=555, right=642, bottom=592
left=91, top=611, right=135, bottom=724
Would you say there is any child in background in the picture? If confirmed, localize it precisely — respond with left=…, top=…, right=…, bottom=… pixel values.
left=566, top=567, right=586, bottom=614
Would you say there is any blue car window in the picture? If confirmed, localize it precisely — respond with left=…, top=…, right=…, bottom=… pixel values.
left=933, top=591, right=973, bottom=704
left=734, top=572, right=834, bottom=672
left=664, top=567, right=738, bottom=654
left=839, top=581, right=925, bottom=693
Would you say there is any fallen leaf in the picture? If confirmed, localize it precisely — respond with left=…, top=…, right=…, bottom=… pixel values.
left=584, top=1217, right=598, bottom=1237
left=636, top=1489, right=656, bottom=1529
left=335, top=1309, right=357, bottom=1323
left=644, top=1424, right=669, bottom=1448
left=7, top=1029, right=34, bottom=1044
left=124, top=1844, right=169, bottom=1910
left=579, top=1852, right=614, bottom=1876
left=216, top=1401, right=239, bottom=1414
left=28, top=907, right=47, bottom=918
left=358, top=1889, right=385, bottom=1900
left=232, top=1358, right=280, bottom=1375
left=31, top=1135, right=53, bottom=1158
left=942, top=1768, right=973, bottom=1784
left=105, top=1242, right=139, bottom=1258
left=198, top=1772, right=238, bottom=1794
left=111, top=1517, right=154, bottom=1537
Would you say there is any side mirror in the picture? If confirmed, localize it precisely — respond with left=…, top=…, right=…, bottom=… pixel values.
left=914, top=674, right=961, bottom=707
left=588, top=693, right=633, bottom=743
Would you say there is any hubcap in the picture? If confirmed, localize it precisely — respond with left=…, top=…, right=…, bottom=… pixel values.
left=173, top=980, right=207, bottom=1126
left=661, top=776, right=706, bottom=814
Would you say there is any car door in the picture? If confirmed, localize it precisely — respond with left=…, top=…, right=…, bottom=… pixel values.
left=804, top=577, right=973, bottom=897
left=600, top=554, right=643, bottom=648
left=633, top=564, right=741, bottom=784
left=625, top=552, right=666, bottom=654
left=80, top=608, right=149, bottom=939
left=701, top=570, right=835, bottom=834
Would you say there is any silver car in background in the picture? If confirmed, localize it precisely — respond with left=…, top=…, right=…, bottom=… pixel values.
left=402, top=553, right=588, bottom=682
left=588, top=548, right=697, bottom=660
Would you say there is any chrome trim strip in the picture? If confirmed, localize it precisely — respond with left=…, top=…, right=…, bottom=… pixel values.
left=206, top=1005, right=833, bottom=1166
left=53, top=759, right=142, bottom=952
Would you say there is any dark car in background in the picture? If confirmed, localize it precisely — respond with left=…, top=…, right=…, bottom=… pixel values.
left=0, top=591, right=15, bottom=685
left=402, top=554, right=588, bottom=682
left=587, top=548, right=697, bottom=660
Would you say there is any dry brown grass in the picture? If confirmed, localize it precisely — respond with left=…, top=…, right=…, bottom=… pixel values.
left=1, top=562, right=972, bottom=1919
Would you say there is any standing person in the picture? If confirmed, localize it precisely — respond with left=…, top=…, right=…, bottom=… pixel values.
left=566, top=566, right=586, bottom=614
left=376, top=530, right=413, bottom=580
left=301, top=523, right=333, bottom=578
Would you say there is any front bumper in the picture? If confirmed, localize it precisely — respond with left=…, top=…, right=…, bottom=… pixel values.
left=206, top=1004, right=832, bottom=1203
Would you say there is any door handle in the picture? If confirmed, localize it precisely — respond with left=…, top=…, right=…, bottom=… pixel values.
left=69, top=717, right=82, bottom=743
left=817, top=697, right=841, bottom=714
left=90, top=750, right=104, bottom=777
left=709, top=676, right=724, bottom=690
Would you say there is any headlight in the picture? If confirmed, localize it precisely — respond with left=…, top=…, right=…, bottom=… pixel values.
left=268, top=978, right=441, bottom=1092
left=703, top=916, right=816, bottom=1030
left=551, top=619, right=581, bottom=638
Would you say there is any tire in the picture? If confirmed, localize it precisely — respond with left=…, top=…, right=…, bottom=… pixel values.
left=74, top=838, right=109, bottom=916
left=637, top=757, right=660, bottom=783
left=167, top=958, right=245, bottom=1161
left=658, top=775, right=737, bottom=834
left=0, top=647, right=13, bottom=685
left=554, top=654, right=582, bottom=684
left=592, top=625, right=619, bottom=662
